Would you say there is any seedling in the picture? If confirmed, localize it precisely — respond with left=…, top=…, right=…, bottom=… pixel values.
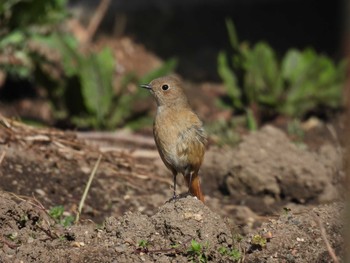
left=218, top=246, right=241, bottom=262
left=283, top=207, right=292, bottom=215
left=229, top=248, right=241, bottom=261
left=218, top=246, right=228, bottom=255
left=49, top=205, right=74, bottom=227
left=251, top=234, right=267, bottom=248
left=6, top=232, right=18, bottom=242
left=138, top=239, right=149, bottom=249
left=187, top=240, right=208, bottom=263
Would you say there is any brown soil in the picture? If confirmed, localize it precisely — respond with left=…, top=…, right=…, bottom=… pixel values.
left=0, top=117, right=345, bottom=262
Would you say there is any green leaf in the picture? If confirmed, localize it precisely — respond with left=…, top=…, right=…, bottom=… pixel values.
left=61, top=215, right=74, bottom=227
left=190, top=240, right=202, bottom=252
left=246, top=108, right=257, bottom=131
left=49, top=205, right=64, bottom=219
left=218, top=246, right=228, bottom=255
left=251, top=234, right=267, bottom=248
left=78, top=48, right=115, bottom=124
left=217, top=51, right=242, bottom=108
left=225, top=19, right=239, bottom=50
left=229, top=248, right=241, bottom=261
left=0, top=30, right=25, bottom=48
left=281, top=49, right=302, bottom=81
left=281, top=48, right=345, bottom=117
left=243, top=42, right=282, bottom=105
left=51, top=33, right=80, bottom=76
left=219, top=19, right=345, bottom=120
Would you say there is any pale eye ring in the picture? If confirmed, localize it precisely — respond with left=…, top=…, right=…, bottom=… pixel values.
left=162, top=84, right=169, bottom=91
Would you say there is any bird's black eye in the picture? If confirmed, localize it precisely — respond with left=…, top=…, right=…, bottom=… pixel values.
left=162, top=84, right=169, bottom=91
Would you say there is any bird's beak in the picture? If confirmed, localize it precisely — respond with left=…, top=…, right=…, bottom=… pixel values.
left=140, top=84, right=151, bottom=90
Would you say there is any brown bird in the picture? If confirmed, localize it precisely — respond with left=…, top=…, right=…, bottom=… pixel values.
left=141, top=76, right=207, bottom=202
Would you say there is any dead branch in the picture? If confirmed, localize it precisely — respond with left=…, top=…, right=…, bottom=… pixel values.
left=77, top=131, right=155, bottom=148
left=312, top=212, right=339, bottom=263
left=0, top=150, right=6, bottom=165
left=85, top=0, right=111, bottom=44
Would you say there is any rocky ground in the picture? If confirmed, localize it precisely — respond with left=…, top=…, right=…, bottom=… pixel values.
left=0, top=115, right=345, bottom=262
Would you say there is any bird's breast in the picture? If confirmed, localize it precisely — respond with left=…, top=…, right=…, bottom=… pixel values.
left=153, top=107, right=206, bottom=173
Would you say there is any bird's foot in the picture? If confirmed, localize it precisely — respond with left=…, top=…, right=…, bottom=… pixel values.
left=165, top=194, right=180, bottom=203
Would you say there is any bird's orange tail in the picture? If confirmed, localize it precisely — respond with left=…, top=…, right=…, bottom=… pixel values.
left=186, top=174, right=205, bottom=203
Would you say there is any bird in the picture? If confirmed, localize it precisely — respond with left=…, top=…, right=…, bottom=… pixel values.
left=141, top=76, right=207, bottom=202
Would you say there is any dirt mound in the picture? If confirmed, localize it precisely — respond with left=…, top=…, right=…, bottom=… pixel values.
left=243, top=203, right=344, bottom=262
left=0, top=191, right=344, bottom=262
left=0, top=192, right=233, bottom=262
left=203, top=126, right=342, bottom=213
left=105, top=196, right=233, bottom=262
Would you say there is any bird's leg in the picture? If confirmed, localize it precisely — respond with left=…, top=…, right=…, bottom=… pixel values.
left=184, top=167, right=193, bottom=194
left=173, top=172, right=177, bottom=199
left=188, top=171, right=193, bottom=194
left=165, top=172, right=178, bottom=203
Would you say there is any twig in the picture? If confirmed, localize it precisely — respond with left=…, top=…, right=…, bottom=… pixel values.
left=35, top=224, right=59, bottom=240
left=75, top=154, right=102, bottom=223
left=326, top=124, right=342, bottom=151
left=85, top=0, right=111, bottom=44
left=0, top=115, right=11, bottom=128
left=312, top=212, right=339, bottom=263
left=9, top=192, right=53, bottom=227
left=8, top=193, right=46, bottom=212
left=0, top=150, right=6, bottom=165
left=77, top=131, right=155, bottom=148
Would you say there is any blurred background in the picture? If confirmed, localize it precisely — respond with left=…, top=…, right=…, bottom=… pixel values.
left=0, top=0, right=347, bottom=142
left=71, top=0, right=342, bottom=81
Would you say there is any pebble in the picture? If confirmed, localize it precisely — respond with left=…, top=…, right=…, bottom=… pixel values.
left=115, top=245, right=125, bottom=253
left=35, top=189, right=46, bottom=196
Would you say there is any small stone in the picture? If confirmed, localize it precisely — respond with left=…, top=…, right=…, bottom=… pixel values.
left=81, top=166, right=90, bottom=174
left=35, top=189, right=46, bottom=196
left=115, top=246, right=125, bottom=253
left=183, top=212, right=203, bottom=222
left=71, top=241, right=85, bottom=247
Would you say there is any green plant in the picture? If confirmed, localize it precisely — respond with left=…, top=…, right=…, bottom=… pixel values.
left=1, top=0, right=177, bottom=129
left=281, top=48, right=345, bottom=117
left=138, top=239, right=149, bottom=249
left=283, top=207, right=292, bottom=215
left=218, top=19, right=346, bottom=126
left=251, top=234, right=267, bottom=248
left=218, top=246, right=241, bottom=261
left=218, top=246, right=228, bottom=255
left=6, top=232, right=18, bottom=241
left=187, top=240, right=208, bottom=263
left=229, top=248, right=241, bottom=261
left=49, top=205, right=74, bottom=227
left=0, top=0, right=68, bottom=78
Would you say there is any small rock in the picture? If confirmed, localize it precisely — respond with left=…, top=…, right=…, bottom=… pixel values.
left=115, top=245, right=125, bottom=253
left=35, top=189, right=46, bottom=196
